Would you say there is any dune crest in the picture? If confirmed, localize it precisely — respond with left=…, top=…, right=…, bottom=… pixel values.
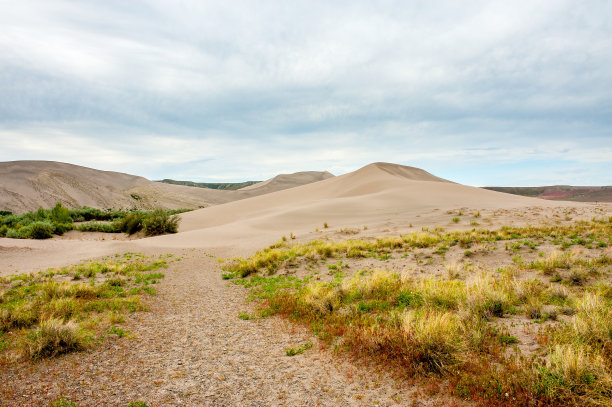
left=157, top=161, right=580, bottom=247
left=359, top=162, right=451, bottom=182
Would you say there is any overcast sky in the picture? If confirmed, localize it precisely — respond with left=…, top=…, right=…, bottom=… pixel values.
left=1, top=0, right=610, bottom=186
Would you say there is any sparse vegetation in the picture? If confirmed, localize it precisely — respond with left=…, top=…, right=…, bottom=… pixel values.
left=226, top=217, right=612, bottom=406
left=285, top=341, right=312, bottom=356
left=0, top=255, right=167, bottom=361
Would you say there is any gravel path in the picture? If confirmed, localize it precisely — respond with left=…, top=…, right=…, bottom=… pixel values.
left=1, top=249, right=446, bottom=406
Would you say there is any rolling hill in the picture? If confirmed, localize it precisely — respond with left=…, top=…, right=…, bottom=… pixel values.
left=0, top=161, right=334, bottom=213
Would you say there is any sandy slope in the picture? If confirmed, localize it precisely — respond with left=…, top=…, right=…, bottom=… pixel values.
left=142, top=162, right=581, bottom=250
left=239, top=170, right=334, bottom=193
left=0, top=161, right=333, bottom=213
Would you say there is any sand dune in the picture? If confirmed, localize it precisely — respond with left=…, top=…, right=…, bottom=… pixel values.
left=239, top=170, right=334, bottom=193
left=0, top=161, right=333, bottom=213
left=140, top=162, right=583, bottom=251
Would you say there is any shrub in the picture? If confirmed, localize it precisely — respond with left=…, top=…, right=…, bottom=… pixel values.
left=24, top=221, right=54, bottom=239
left=5, top=228, right=24, bottom=239
left=116, top=213, right=145, bottom=235
left=53, top=222, right=73, bottom=235
left=50, top=203, right=72, bottom=224
left=142, top=209, right=180, bottom=236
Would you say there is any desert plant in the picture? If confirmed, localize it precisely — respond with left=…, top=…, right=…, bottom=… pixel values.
left=142, top=209, right=180, bottom=236
left=286, top=341, right=312, bottom=356
left=116, top=213, right=145, bottom=235
left=402, top=309, right=466, bottom=374
left=24, top=221, right=54, bottom=239
left=22, top=318, right=89, bottom=359
left=50, top=203, right=72, bottom=224
left=76, top=221, right=119, bottom=233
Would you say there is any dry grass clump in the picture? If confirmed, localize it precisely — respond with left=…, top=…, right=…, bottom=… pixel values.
left=302, top=283, right=341, bottom=315
left=22, top=318, right=90, bottom=359
left=465, top=273, right=510, bottom=319
left=570, top=293, right=611, bottom=345
left=401, top=309, right=466, bottom=374
left=532, top=251, right=574, bottom=275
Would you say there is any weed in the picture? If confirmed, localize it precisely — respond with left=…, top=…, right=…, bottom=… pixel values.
left=109, top=326, right=130, bottom=338
left=51, top=397, right=78, bottom=407
left=286, top=341, right=312, bottom=356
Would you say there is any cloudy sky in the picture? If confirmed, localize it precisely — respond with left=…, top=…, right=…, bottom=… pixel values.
left=1, top=0, right=610, bottom=186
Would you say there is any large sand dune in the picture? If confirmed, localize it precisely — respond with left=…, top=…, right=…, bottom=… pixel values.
left=142, top=162, right=582, bottom=251
left=0, top=161, right=333, bottom=213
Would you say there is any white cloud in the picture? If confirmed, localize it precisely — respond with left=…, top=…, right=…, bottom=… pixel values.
left=0, top=0, right=610, bottom=185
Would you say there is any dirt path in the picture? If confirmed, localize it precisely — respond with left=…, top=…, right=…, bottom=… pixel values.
left=1, top=248, right=445, bottom=407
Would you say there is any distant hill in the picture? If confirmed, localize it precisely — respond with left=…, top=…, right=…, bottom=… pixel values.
left=0, top=161, right=335, bottom=213
left=239, top=171, right=335, bottom=194
left=483, top=186, right=612, bottom=202
left=158, top=179, right=260, bottom=190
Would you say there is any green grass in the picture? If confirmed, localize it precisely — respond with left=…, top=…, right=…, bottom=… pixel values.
left=0, top=254, right=168, bottom=361
left=286, top=341, right=312, bottom=356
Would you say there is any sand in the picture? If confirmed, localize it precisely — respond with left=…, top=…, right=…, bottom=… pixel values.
left=1, top=162, right=610, bottom=406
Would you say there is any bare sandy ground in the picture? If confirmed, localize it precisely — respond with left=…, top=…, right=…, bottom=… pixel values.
left=1, top=162, right=610, bottom=406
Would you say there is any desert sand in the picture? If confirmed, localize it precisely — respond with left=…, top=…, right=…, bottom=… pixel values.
left=1, top=162, right=610, bottom=406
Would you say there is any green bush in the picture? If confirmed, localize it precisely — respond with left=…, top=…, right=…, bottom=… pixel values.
left=50, top=203, right=72, bottom=224
left=142, top=209, right=180, bottom=236
left=53, top=222, right=74, bottom=235
left=117, top=213, right=145, bottom=235
left=23, top=221, right=54, bottom=239
left=1, top=205, right=188, bottom=238
left=5, top=228, right=23, bottom=238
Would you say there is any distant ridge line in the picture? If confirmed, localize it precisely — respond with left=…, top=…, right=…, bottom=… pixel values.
left=158, top=179, right=260, bottom=191
left=483, top=186, right=612, bottom=203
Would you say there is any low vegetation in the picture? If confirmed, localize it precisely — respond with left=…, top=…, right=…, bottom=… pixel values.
left=225, top=217, right=612, bottom=406
left=50, top=398, right=148, bottom=407
left=0, top=203, right=188, bottom=239
left=159, top=178, right=260, bottom=190
left=0, top=254, right=168, bottom=361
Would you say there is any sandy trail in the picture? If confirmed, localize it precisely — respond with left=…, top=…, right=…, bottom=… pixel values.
left=1, top=248, right=437, bottom=406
